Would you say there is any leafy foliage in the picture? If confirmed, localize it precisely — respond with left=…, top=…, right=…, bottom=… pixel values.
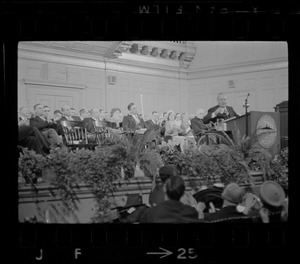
left=196, top=144, right=251, bottom=185
left=18, top=147, right=47, bottom=192
left=101, top=127, right=163, bottom=178
left=18, top=124, right=288, bottom=222
left=268, top=147, right=288, bottom=185
left=42, top=148, right=81, bottom=210
left=159, top=141, right=191, bottom=175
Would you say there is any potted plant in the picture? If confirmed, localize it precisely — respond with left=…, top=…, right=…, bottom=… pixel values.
left=100, top=127, right=163, bottom=179
left=18, top=147, right=47, bottom=190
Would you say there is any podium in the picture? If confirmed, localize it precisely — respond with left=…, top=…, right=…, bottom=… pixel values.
left=225, top=111, right=281, bottom=156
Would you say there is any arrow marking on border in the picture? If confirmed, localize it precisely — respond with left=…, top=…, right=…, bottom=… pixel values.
left=147, top=247, right=173, bottom=259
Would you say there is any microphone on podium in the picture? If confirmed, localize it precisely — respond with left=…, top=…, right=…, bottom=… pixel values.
left=243, top=93, right=250, bottom=108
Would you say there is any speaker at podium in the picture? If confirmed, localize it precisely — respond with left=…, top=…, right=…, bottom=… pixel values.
left=224, top=111, right=281, bottom=156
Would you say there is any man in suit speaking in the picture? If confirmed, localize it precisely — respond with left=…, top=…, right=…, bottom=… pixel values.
left=203, top=93, right=240, bottom=124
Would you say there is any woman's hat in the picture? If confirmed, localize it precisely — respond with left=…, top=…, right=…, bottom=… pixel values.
left=259, top=181, right=285, bottom=208
left=222, top=183, right=245, bottom=204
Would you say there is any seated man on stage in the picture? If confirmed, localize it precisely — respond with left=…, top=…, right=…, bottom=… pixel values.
left=122, top=103, right=146, bottom=132
left=43, top=105, right=64, bottom=136
left=83, top=108, right=106, bottom=133
left=18, top=107, right=50, bottom=156
left=60, top=105, right=81, bottom=122
left=191, top=108, right=211, bottom=137
left=79, top=108, right=90, bottom=121
left=30, top=104, right=64, bottom=148
left=203, top=93, right=240, bottom=124
left=145, top=111, right=159, bottom=129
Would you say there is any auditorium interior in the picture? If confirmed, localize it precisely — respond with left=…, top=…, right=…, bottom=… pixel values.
left=18, top=41, right=288, bottom=224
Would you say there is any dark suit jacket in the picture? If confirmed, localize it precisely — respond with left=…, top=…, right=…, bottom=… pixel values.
left=30, top=116, right=56, bottom=132
left=145, top=119, right=159, bottom=130
left=18, top=126, right=50, bottom=156
left=203, top=105, right=240, bottom=124
left=122, top=115, right=146, bottom=131
left=71, top=115, right=81, bottom=121
left=82, top=117, right=96, bottom=133
left=140, top=199, right=201, bottom=223
left=190, top=117, right=209, bottom=135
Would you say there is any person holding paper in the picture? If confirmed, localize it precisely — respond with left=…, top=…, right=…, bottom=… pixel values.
left=203, top=93, right=240, bottom=124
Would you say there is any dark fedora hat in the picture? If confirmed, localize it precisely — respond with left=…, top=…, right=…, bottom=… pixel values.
left=122, top=194, right=144, bottom=209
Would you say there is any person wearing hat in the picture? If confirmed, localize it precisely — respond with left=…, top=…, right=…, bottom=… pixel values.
left=141, top=176, right=202, bottom=223
left=204, top=183, right=253, bottom=223
left=193, top=183, right=225, bottom=214
left=113, top=193, right=149, bottom=223
left=254, top=181, right=287, bottom=223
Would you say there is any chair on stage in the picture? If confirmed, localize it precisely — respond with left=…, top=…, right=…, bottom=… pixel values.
left=61, top=120, right=98, bottom=150
left=93, top=120, right=110, bottom=144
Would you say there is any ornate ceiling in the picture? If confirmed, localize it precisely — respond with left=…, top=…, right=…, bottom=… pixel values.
left=19, top=41, right=197, bottom=69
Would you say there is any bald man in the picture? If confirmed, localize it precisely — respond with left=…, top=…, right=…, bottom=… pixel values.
left=190, top=108, right=210, bottom=136
left=203, top=93, right=240, bottom=124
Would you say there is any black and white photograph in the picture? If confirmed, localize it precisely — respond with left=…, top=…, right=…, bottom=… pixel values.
left=17, top=41, right=289, bottom=224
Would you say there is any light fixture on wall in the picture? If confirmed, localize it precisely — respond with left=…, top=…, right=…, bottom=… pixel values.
left=107, top=75, right=117, bottom=85
left=228, top=79, right=235, bottom=89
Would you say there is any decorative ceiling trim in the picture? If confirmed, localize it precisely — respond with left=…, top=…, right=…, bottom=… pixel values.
left=18, top=50, right=189, bottom=79
left=113, top=41, right=197, bottom=69
left=188, top=60, right=288, bottom=79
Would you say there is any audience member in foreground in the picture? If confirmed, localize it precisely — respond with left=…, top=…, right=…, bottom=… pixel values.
left=149, top=165, right=199, bottom=208
left=204, top=182, right=253, bottom=223
left=252, top=181, right=288, bottom=223
left=112, top=194, right=149, bottom=223
left=141, top=176, right=202, bottom=223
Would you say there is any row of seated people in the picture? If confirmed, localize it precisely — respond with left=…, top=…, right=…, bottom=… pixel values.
left=113, top=165, right=288, bottom=223
left=18, top=102, right=213, bottom=155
